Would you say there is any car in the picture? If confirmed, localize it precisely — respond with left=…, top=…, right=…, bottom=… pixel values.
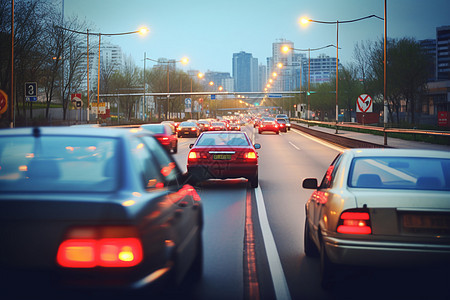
left=187, top=131, right=261, bottom=188
left=210, top=122, right=227, bottom=131
left=229, top=122, right=241, bottom=131
left=161, top=120, right=180, bottom=131
left=177, top=121, right=200, bottom=138
left=197, top=119, right=212, bottom=132
left=141, top=123, right=178, bottom=153
left=302, top=148, right=450, bottom=289
left=276, top=114, right=290, bottom=130
left=276, top=118, right=287, bottom=132
left=258, top=118, right=280, bottom=134
left=0, top=126, right=203, bottom=298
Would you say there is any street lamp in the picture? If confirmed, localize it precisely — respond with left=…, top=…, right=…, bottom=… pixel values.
left=282, top=44, right=339, bottom=121
left=143, top=56, right=189, bottom=120
left=56, top=25, right=148, bottom=122
left=300, top=14, right=382, bottom=132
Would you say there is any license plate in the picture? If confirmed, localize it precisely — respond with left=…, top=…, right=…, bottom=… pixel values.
left=184, top=131, right=190, bottom=134
left=213, top=154, right=231, bottom=160
left=402, top=213, right=450, bottom=234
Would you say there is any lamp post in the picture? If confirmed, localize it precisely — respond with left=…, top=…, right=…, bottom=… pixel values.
left=300, top=14, right=383, bottom=133
left=56, top=26, right=148, bottom=123
left=282, top=44, right=339, bottom=121
left=143, top=57, right=189, bottom=120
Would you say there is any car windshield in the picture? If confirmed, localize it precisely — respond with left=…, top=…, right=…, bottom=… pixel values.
left=196, top=133, right=249, bottom=146
left=141, top=124, right=165, bottom=134
left=180, top=122, right=196, bottom=127
left=348, top=157, right=450, bottom=191
left=0, top=136, right=119, bottom=193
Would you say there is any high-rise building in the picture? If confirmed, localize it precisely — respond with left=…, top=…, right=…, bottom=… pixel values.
left=307, top=54, right=341, bottom=85
left=436, top=26, right=450, bottom=81
left=420, top=39, right=437, bottom=81
left=232, top=51, right=259, bottom=92
left=204, top=71, right=234, bottom=92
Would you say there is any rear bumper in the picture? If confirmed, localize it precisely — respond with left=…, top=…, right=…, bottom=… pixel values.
left=188, top=164, right=257, bottom=181
left=324, top=235, right=450, bottom=267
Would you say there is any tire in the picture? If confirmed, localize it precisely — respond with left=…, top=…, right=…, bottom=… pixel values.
left=276, top=131, right=279, bottom=135
left=304, top=218, right=319, bottom=257
left=320, top=237, right=335, bottom=290
left=173, top=142, right=178, bottom=154
left=249, top=173, right=258, bottom=188
left=258, top=131, right=262, bottom=134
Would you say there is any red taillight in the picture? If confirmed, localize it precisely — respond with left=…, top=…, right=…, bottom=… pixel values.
left=244, top=151, right=257, bottom=160
left=191, top=127, right=197, bottom=131
left=57, top=227, right=143, bottom=268
left=337, top=211, right=372, bottom=234
left=188, top=151, right=197, bottom=160
left=157, top=137, right=170, bottom=145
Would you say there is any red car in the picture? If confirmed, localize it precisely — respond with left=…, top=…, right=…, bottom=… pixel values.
left=141, top=123, right=178, bottom=153
left=210, top=122, right=227, bottom=131
left=258, top=118, right=280, bottom=134
left=187, top=132, right=261, bottom=188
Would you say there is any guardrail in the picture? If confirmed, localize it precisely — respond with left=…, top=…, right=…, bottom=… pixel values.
left=290, top=118, right=450, bottom=148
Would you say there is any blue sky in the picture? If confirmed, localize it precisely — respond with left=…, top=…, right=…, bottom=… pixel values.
left=64, top=0, right=450, bottom=74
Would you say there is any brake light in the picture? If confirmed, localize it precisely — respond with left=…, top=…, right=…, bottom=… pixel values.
left=188, top=151, right=197, bottom=160
left=337, top=210, right=372, bottom=234
left=57, top=226, right=143, bottom=268
left=245, top=151, right=257, bottom=160
left=191, top=127, right=197, bottom=131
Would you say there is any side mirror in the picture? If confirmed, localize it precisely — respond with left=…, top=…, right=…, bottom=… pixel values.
left=302, top=178, right=318, bottom=189
left=254, top=143, right=261, bottom=149
left=189, top=144, right=194, bottom=149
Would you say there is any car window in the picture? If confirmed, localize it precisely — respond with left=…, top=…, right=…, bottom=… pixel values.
left=196, top=133, right=249, bottom=146
left=348, top=156, right=450, bottom=190
left=129, top=137, right=164, bottom=190
left=141, top=136, right=181, bottom=185
left=0, top=135, right=118, bottom=192
left=319, top=153, right=343, bottom=189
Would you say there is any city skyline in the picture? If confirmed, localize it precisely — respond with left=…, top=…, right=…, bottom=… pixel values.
left=63, top=0, right=450, bottom=74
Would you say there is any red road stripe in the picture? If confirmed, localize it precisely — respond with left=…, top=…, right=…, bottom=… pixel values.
left=245, top=188, right=260, bottom=300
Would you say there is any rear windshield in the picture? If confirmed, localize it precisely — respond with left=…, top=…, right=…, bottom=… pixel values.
left=348, top=156, right=450, bottom=191
left=196, top=133, right=249, bottom=146
left=0, top=136, right=119, bottom=192
left=141, top=124, right=164, bottom=134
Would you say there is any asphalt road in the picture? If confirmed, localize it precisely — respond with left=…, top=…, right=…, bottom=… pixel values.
left=156, top=125, right=450, bottom=300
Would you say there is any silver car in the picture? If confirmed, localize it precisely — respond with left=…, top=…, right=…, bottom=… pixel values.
left=302, top=148, right=450, bottom=289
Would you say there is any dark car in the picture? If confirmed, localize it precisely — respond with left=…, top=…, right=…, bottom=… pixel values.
left=141, top=123, right=178, bottom=153
left=177, top=121, right=200, bottom=138
left=187, top=131, right=260, bottom=188
left=0, top=127, right=203, bottom=297
left=258, top=118, right=280, bottom=134
left=276, top=118, right=287, bottom=132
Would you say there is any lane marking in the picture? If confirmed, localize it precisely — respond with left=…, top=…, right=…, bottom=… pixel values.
left=255, top=186, right=292, bottom=300
left=244, top=189, right=260, bottom=300
left=288, top=141, right=300, bottom=150
left=291, top=128, right=345, bottom=152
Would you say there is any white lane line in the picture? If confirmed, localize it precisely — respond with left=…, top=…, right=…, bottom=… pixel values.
left=255, top=186, right=292, bottom=300
left=292, top=128, right=345, bottom=152
left=288, top=141, right=300, bottom=150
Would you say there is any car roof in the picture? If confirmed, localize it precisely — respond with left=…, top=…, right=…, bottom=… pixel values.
left=346, top=148, right=450, bottom=159
left=0, top=126, right=148, bottom=139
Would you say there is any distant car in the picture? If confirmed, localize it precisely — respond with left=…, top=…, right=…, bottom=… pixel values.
left=177, top=121, right=200, bottom=138
left=276, top=118, right=287, bottom=132
left=229, top=122, right=241, bottom=131
left=141, top=123, right=178, bottom=153
left=0, top=126, right=203, bottom=297
left=276, top=114, right=290, bottom=130
left=302, top=148, right=450, bottom=289
left=198, top=119, right=212, bottom=132
left=187, top=131, right=261, bottom=188
left=258, top=118, right=280, bottom=134
left=210, top=122, right=227, bottom=131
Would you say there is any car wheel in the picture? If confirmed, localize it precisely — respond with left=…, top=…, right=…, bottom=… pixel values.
left=320, top=237, right=335, bottom=290
left=258, top=131, right=262, bottom=134
left=304, top=218, right=319, bottom=257
left=173, top=142, right=178, bottom=154
left=276, top=131, right=279, bottom=135
left=249, top=173, right=258, bottom=188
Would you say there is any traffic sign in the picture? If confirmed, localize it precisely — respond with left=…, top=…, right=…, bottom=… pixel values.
left=0, top=89, right=8, bottom=114
left=25, top=82, right=37, bottom=97
left=269, top=93, right=282, bottom=98
left=356, top=94, right=373, bottom=113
